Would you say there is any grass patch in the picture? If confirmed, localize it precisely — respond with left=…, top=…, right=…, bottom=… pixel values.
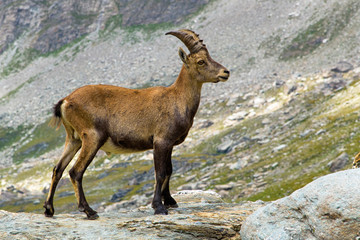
left=12, top=119, right=65, bottom=164
left=0, top=125, right=30, bottom=151
left=246, top=168, right=329, bottom=201
left=0, top=76, right=37, bottom=103
left=1, top=48, right=40, bottom=77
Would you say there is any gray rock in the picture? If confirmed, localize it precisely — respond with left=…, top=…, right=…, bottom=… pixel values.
left=272, top=144, right=287, bottom=152
left=321, top=79, right=347, bottom=93
left=287, top=84, right=297, bottom=94
left=328, top=152, right=349, bottom=172
left=315, top=129, right=326, bottom=135
left=195, top=119, right=214, bottom=129
left=331, top=61, right=354, bottom=73
left=261, top=118, right=271, bottom=125
left=274, top=80, right=285, bottom=88
left=217, top=140, right=233, bottom=154
left=300, top=129, right=314, bottom=137
left=230, top=160, right=247, bottom=170
left=240, top=169, right=360, bottom=240
left=110, top=188, right=133, bottom=202
left=227, top=111, right=249, bottom=121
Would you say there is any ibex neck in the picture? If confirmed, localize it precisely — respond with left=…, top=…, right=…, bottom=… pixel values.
left=171, top=65, right=202, bottom=117
left=172, top=65, right=202, bottom=98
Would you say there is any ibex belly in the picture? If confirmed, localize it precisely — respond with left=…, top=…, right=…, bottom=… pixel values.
left=101, top=136, right=153, bottom=155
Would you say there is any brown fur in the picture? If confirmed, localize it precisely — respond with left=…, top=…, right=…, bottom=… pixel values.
left=43, top=29, right=230, bottom=219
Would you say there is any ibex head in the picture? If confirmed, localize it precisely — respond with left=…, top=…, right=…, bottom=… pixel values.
left=166, top=29, right=230, bottom=83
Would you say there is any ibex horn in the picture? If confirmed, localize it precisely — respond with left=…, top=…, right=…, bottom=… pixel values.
left=166, top=29, right=206, bottom=54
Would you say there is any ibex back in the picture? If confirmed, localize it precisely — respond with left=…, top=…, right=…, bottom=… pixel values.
left=44, top=29, right=230, bottom=219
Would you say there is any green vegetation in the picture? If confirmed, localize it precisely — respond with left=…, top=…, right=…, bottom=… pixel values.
left=12, top=119, right=65, bottom=164
left=0, top=34, right=89, bottom=78
left=99, top=15, right=123, bottom=38
left=0, top=76, right=37, bottom=104
left=71, top=11, right=98, bottom=25
left=0, top=125, right=30, bottom=151
left=99, top=13, right=175, bottom=43
left=1, top=48, right=40, bottom=77
left=211, top=81, right=359, bottom=202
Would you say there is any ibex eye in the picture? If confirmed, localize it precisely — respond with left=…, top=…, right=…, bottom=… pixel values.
left=197, top=60, right=205, bottom=65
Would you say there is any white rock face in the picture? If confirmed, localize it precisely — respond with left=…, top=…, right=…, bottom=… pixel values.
left=240, top=169, right=360, bottom=240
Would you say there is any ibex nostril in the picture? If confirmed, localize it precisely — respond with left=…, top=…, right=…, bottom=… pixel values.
left=224, top=70, right=230, bottom=74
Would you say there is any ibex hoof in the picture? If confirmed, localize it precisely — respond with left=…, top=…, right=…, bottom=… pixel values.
left=86, top=212, right=99, bottom=220
left=164, top=197, right=178, bottom=209
left=43, top=203, right=54, bottom=217
left=165, top=203, right=179, bottom=209
left=154, top=206, right=168, bottom=215
left=84, top=208, right=99, bottom=220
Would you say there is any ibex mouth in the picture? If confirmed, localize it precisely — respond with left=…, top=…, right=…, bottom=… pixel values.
left=218, top=76, right=229, bottom=82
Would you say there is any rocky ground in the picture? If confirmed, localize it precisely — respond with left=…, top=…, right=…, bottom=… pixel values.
left=0, top=190, right=265, bottom=240
left=1, top=0, right=360, bottom=238
left=1, top=169, right=359, bottom=240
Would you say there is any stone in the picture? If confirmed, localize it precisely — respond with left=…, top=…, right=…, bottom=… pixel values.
left=331, top=61, right=354, bottom=73
left=274, top=79, right=285, bottom=88
left=328, top=152, right=349, bottom=172
left=226, top=93, right=243, bottom=106
left=287, top=84, right=297, bottom=94
left=216, top=140, right=233, bottom=154
left=261, top=118, right=271, bottom=125
left=174, top=190, right=222, bottom=203
left=215, top=184, right=234, bottom=191
left=229, top=158, right=248, bottom=170
left=227, top=111, right=249, bottom=121
left=194, top=119, right=214, bottom=129
left=253, top=97, right=266, bottom=108
left=315, top=129, right=326, bottom=135
left=321, top=79, right=347, bottom=93
left=110, top=188, right=133, bottom=202
left=300, top=129, right=314, bottom=137
left=241, top=169, right=360, bottom=240
left=272, top=144, right=287, bottom=152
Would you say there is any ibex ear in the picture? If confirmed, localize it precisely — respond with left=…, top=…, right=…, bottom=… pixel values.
left=178, top=47, right=189, bottom=67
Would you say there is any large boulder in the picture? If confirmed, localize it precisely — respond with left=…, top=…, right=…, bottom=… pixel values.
left=241, top=169, right=360, bottom=240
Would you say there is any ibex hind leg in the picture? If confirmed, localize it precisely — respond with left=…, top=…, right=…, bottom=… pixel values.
left=44, top=139, right=81, bottom=217
left=69, top=132, right=103, bottom=220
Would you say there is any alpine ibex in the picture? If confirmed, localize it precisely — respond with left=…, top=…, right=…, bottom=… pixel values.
left=43, top=29, right=230, bottom=219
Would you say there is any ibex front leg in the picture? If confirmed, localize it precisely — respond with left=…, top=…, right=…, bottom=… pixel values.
left=69, top=131, right=103, bottom=220
left=161, top=147, right=178, bottom=208
left=152, top=141, right=173, bottom=215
